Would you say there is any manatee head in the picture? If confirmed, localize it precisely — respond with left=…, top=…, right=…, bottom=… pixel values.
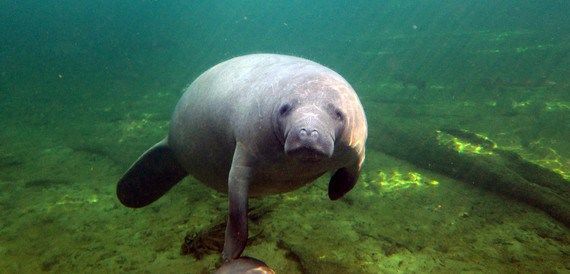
left=273, top=76, right=352, bottom=162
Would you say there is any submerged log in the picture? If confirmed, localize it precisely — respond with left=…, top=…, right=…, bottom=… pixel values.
left=368, top=121, right=570, bottom=227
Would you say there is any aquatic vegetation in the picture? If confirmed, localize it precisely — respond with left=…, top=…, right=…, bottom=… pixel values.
left=24, top=179, right=70, bottom=188
left=367, top=170, right=439, bottom=192
left=0, top=155, right=23, bottom=170
left=117, top=113, right=168, bottom=143
left=545, top=101, right=570, bottom=111
left=180, top=221, right=226, bottom=259
left=180, top=206, right=271, bottom=260
left=437, top=129, right=495, bottom=155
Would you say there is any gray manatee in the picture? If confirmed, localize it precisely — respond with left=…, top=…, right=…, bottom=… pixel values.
left=117, top=53, right=367, bottom=262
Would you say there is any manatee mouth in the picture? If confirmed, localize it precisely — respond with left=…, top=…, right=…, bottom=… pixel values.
left=285, top=146, right=330, bottom=162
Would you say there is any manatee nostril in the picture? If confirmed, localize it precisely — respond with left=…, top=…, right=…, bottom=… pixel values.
left=299, top=128, right=318, bottom=140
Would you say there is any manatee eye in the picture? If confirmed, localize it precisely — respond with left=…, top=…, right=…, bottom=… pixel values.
left=333, top=109, right=345, bottom=121
left=328, top=104, right=344, bottom=121
left=327, top=103, right=344, bottom=121
left=278, top=103, right=292, bottom=116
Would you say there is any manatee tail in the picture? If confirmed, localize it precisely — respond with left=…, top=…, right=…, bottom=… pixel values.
left=117, top=139, right=188, bottom=208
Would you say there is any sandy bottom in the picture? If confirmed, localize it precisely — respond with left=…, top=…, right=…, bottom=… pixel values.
left=0, top=83, right=568, bottom=273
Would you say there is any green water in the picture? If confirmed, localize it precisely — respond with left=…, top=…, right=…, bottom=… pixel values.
left=1, top=1, right=568, bottom=273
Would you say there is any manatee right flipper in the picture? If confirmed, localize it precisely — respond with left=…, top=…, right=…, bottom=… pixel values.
left=117, top=139, right=188, bottom=208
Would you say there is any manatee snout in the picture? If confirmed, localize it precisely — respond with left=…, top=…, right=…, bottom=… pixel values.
left=284, top=123, right=334, bottom=160
left=278, top=101, right=341, bottom=161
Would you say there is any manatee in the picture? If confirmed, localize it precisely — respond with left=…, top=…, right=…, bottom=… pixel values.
left=117, top=53, right=367, bottom=264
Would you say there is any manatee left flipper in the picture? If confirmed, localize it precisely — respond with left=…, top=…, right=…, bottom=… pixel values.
left=222, top=142, right=254, bottom=261
left=117, top=139, right=188, bottom=208
left=328, top=160, right=361, bottom=200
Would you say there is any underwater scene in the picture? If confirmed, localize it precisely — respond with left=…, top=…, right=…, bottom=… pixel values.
left=1, top=1, right=569, bottom=273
